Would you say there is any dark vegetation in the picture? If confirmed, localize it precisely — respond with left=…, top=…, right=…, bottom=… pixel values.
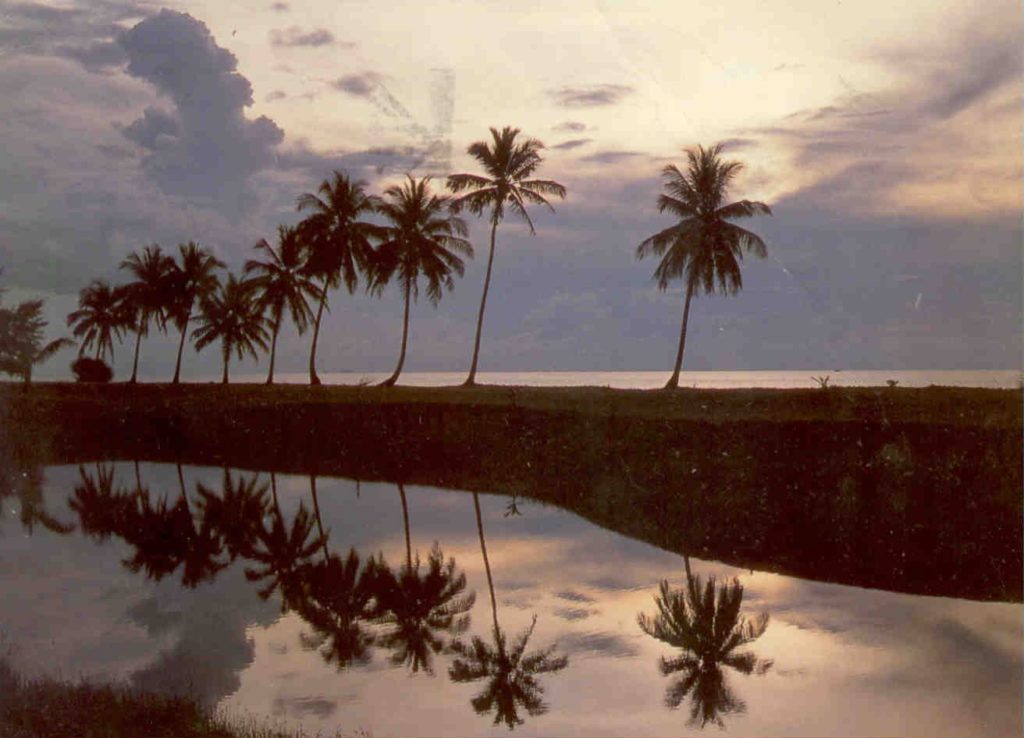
left=71, top=357, right=113, bottom=383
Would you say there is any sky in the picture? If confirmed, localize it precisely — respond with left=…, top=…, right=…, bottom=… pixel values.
left=0, top=0, right=1021, bottom=378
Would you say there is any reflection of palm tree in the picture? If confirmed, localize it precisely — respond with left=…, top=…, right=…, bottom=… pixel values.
left=69, top=464, right=132, bottom=539
left=448, top=492, right=568, bottom=729
left=8, top=462, right=74, bottom=534
left=245, top=500, right=324, bottom=604
left=196, top=468, right=269, bottom=561
left=637, top=564, right=771, bottom=729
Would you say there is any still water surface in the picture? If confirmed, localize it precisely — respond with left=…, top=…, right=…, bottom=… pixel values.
left=2, top=463, right=1021, bottom=737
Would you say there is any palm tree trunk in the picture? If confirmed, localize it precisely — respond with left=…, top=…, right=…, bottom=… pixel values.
left=309, top=475, right=329, bottom=561
left=464, top=219, right=499, bottom=387
left=177, top=462, right=190, bottom=515
left=134, top=459, right=142, bottom=493
left=665, top=282, right=695, bottom=389
left=308, top=280, right=328, bottom=386
left=381, top=280, right=411, bottom=387
left=172, top=308, right=191, bottom=384
left=266, top=314, right=281, bottom=385
left=129, top=325, right=142, bottom=384
left=398, top=483, right=412, bottom=569
left=473, top=492, right=500, bottom=635
left=270, top=472, right=279, bottom=509
left=222, top=343, right=230, bottom=384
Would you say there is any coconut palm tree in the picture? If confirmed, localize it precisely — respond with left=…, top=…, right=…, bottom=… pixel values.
left=637, top=564, right=772, bottom=729
left=447, top=492, right=568, bottom=728
left=245, top=500, right=324, bottom=605
left=167, top=242, right=224, bottom=384
left=67, top=280, right=128, bottom=363
left=0, top=298, right=74, bottom=384
left=296, top=171, right=380, bottom=385
left=636, top=143, right=771, bottom=389
left=244, top=226, right=318, bottom=384
left=120, top=245, right=175, bottom=383
left=371, top=176, right=472, bottom=387
left=196, top=468, right=270, bottom=561
left=447, top=127, right=566, bottom=386
left=191, top=274, right=270, bottom=384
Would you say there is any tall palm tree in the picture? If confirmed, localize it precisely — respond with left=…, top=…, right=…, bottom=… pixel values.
left=67, top=280, right=128, bottom=363
left=637, top=566, right=772, bottom=729
left=167, top=242, right=224, bottom=384
left=244, top=225, right=318, bottom=384
left=636, top=143, right=771, bottom=389
left=448, top=492, right=568, bottom=728
left=0, top=298, right=74, bottom=384
left=296, top=171, right=380, bottom=385
left=447, top=126, right=566, bottom=386
left=372, top=176, right=472, bottom=387
left=120, top=245, right=174, bottom=384
left=191, top=274, right=270, bottom=384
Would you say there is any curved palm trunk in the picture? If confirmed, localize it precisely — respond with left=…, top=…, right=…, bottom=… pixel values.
left=221, top=343, right=230, bottom=385
left=266, top=313, right=282, bottom=385
left=381, top=281, right=411, bottom=387
left=129, top=324, right=143, bottom=384
left=133, top=459, right=142, bottom=493
left=309, top=474, right=329, bottom=561
left=398, top=483, right=412, bottom=569
left=177, top=462, right=190, bottom=515
left=473, top=492, right=500, bottom=635
left=270, top=472, right=279, bottom=509
left=665, top=282, right=695, bottom=389
left=172, top=307, right=192, bottom=384
left=308, top=280, right=329, bottom=386
left=464, top=219, right=499, bottom=387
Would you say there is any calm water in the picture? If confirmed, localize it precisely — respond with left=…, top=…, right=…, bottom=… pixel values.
left=2, top=463, right=1020, bottom=737
left=228, top=369, right=1022, bottom=389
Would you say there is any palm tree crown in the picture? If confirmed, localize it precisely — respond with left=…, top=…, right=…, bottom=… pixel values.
left=244, top=225, right=318, bottom=384
left=191, top=274, right=270, bottom=384
left=447, top=126, right=566, bottom=385
left=296, top=170, right=380, bottom=385
left=636, top=143, right=771, bottom=389
left=0, top=298, right=74, bottom=384
left=67, top=280, right=129, bottom=363
left=167, top=242, right=224, bottom=383
left=373, top=176, right=473, bottom=387
left=120, top=244, right=175, bottom=383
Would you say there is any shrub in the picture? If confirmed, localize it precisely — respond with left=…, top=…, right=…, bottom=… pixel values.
left=71, top=357, right=113, bottom=383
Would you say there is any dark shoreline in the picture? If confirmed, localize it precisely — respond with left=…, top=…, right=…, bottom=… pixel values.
left=3, top=383, right=1021, bottom=601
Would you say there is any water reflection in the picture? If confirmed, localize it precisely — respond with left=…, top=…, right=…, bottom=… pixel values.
left=638, top=557, right=772, bottom=729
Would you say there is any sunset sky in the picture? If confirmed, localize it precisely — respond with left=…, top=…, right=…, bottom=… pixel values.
left=1, top=0, right=1020, bottom=377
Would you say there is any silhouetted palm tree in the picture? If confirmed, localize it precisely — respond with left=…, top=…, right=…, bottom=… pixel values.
left=196, top=468, right=270, bottom=561
left=245, top=501, right=324, bottom=605
left=120, top=245, right=174, bottom=383
left=0, top=298, right=74, bottom=384
left=447, top=127, right=566, bottom=386
left=192, top=274, right=270, bottom=384
left=372, top=176, right=472, bottom=387
left=448, top=492, right=568, bottom=728
left=244, top=226, right=318, bottom=384
left=637, top=565, right=772, bottom=729
left=167, top=241, right=224, bottom=384
left=296, top=171, right=380, bottom=385
left=636, top=144, right=771, bottom=389
left=67, top=280, right=128, bottom=363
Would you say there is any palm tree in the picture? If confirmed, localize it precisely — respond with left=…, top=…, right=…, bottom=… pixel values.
left=0, top=298, right=74, bottom=384
left=120, top=245, right=174, bottom=383
left=447, top=492, right=568, bottom=728
left=196, top=468, right=270, bottom=561
left=372, top=176, right=472, bottom=387
left=67, top=280, right=128, bottom=363
left=637, top=564, right=772, bottom=729
left=296, top=171, right=380, bottom=385
left=447, top=126, right=566, bottom=386
left=636, top=143, right=771, bottom=389
left=244, top=225, right=318, bottom=384
left=167, top=242, right=224, bottom=384
left=191, top=274, right=270, bottom=384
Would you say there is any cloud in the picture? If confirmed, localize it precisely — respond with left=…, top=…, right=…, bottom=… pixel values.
left=557, top=631, right=641, bottom=658
left=549, top=84, right=633, bottom=107
left=580, top=150, right=646, bottom=164
left=332, top=72, right=381, bottom=98
left=268, top=26, right=340, bottom=48
left=555, top=589, right=596, bottom=603
left=54, top=40, right=126, bottom=72
left=272, top=696, right=338, bottom=718
left=265, top=90, right=287, bottom=102
left=553, top=121, right=587, bottom=132
left=554, top=607, right=595, bottom=621
left=118, top=10, right=285, bottom=215
left=269, top=1, right=289, bottom=11
left=552, top=138, right=592, bottom=151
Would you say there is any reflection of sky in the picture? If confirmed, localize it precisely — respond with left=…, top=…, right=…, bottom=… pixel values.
left=1, top=464, right=1020, bottom=737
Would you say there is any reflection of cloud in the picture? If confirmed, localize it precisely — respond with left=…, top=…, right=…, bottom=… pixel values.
left=558, top=631, right=640, bottom=658
left=554, top=607, right=595, bottom=621
left=555, top=589, right=596, bottom=603
left=549, top=84, right=634, bottom=107
left=273, top=696, right=339, bottom=718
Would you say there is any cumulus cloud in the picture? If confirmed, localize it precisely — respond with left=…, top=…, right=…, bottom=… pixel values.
left=268, top=26, right=340, bottom=48
left=118, top=10, right=284, bottom=215
left=549, top=84, right=633, bottom=107
left=54, top=40, right=126, bottom=72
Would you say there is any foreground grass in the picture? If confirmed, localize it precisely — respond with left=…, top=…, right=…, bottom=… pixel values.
left=0, top=657, right=356, bottom=738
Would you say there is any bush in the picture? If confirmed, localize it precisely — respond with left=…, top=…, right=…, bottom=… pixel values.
left=71, top=357, right=113, bottom=383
